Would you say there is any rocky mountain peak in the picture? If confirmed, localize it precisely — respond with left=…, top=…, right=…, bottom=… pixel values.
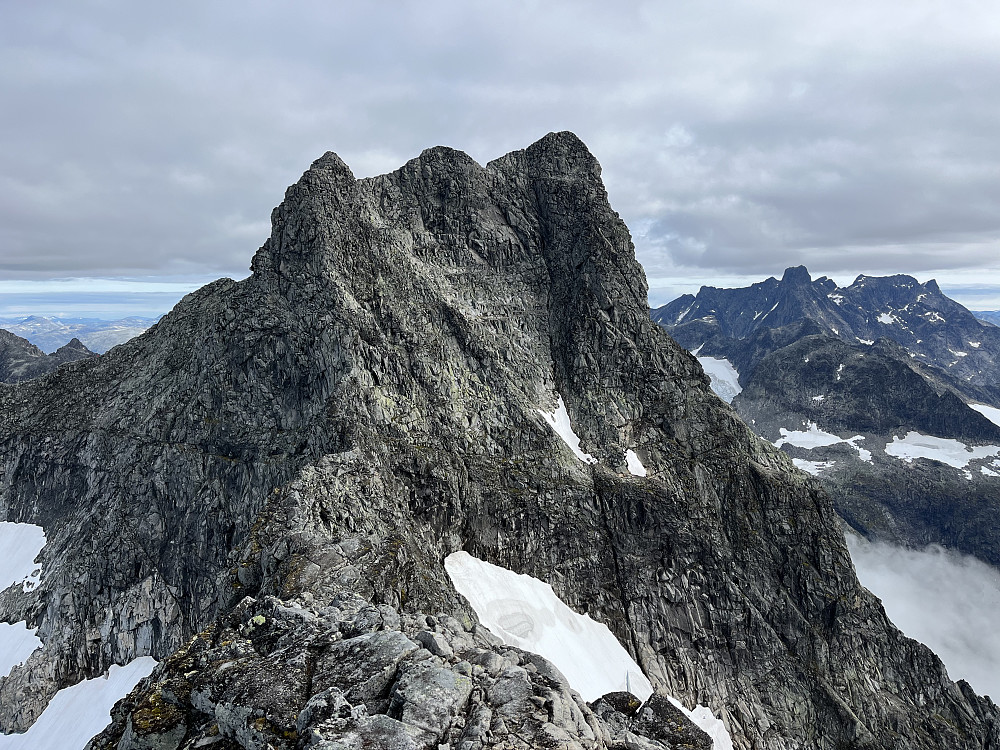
left=780, top=264, right=811, bottom=285
left=4, top=137, right=1000, bottom=749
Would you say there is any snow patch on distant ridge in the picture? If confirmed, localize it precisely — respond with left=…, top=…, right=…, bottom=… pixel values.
left=774, top=423, right=871, bottom=462
left=792, top=458, right=836, bottom=475
left=885, top=432, right=1000, bottom=469
left=444, top=552, right=733, bottom=749
left=970, top=404, right=1000, bottom=428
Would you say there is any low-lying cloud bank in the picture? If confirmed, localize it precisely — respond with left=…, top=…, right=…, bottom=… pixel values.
left=847, top=533, right=1000, bottom=700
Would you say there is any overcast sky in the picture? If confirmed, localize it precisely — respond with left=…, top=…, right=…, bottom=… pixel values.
left=3, top=0, right=1000, bottom=316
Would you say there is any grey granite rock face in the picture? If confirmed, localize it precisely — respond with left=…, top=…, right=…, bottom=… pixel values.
left=3, top=134, right=1000, bottom=748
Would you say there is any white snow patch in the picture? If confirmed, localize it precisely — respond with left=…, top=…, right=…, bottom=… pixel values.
left=675, top=303, right=695, bottom=324
left=774, top=422, right=844, bottom=449
left=846, top=436, right=873, bottom=462
left=982, top=466, right=999, bottom=477
left=877, top=313, right=894, bottom=324
left=970, top=341, right=981, bottom=348
left=828, top=293, right=844, bottom=305
left=0, top=522, right=46, bottom=593
left=949, top=349, right=968, bottom=358
left=0, top=657, right=157, bottom=750
left=0, top=622, right=42, bottom=679
left=668, top=699, right=734, bottom=750
left=446, top=551, right=652, bottom=700
left=775, top=424, right=870, bottom=461
left=836, top=363, right=844, bottom=381
left=690, top=344, right=704, bottom=356
left=0, top=523, right=47, bottom=682
left=697, top=357, right=742, bottom=404
left=792, top=458, right=836, bottom=475
left=857, top=338, right=874, bottom=346
left=811, top=395, right=825, bottom=401
left=846, top=534, right=1000, bottom=700
left=830, top=326, right=839, bottom=335
left=884, top=432, right=1000, bottom=469
left=970, top=404, right=1000, bottom=428
left=444, top=552, right=732, bottom=749
left=924, top=311, right=945, bottom=323
left=539, top=396, right=597, bottom=465
left=624, top=449, right=647, bottom=477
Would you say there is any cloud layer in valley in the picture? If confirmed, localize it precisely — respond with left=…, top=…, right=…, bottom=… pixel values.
left=847, top=534, right=1000, bottom=701
left=3, top=1, right=1000, bottom=308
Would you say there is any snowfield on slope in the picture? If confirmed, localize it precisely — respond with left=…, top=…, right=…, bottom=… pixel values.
left=0, top=522, right=158, bottom=749
left=697, top=357, right=742, bottom=404
left=0, top=523, right=46, bottom=680
left=0, top=658, right=157, bottom=749
left=539, top=395, right=597, bottom=464
left=445, top=551, right=733, bottom=749
left=774, top=423, right=872, bottom=461
left=970, top=403, right=1000, bottom=428
left=884, top=432, right=1000, bottom=469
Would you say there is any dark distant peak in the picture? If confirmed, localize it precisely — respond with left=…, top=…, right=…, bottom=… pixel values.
left=748, top=277, right=781, bottom=292
left=781, top=266, right=812, bottom=285
left=848, top=273, right=920, bottom=290
left=814, top=276, right=837, bottom=293
left=924, top=278, right=941, bottom=294
left=60, top=337, right=90, bottom=351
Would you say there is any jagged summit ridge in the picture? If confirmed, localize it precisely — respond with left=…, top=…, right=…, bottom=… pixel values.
left=2, top=136, right=999, bottom=749
left=654, top=264, right=1000, bottom=401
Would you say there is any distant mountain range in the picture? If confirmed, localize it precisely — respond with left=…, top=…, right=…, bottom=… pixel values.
left=654, top=266, right=1000, bottom=567
left=0, top=329, right=96, bottom=383
left=0, top=315, right=158, bottom=354
left=975, top=310, right=1000, bottom=327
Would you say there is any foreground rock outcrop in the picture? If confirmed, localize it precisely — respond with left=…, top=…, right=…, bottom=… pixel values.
left=2, top=134, right=999, bottom=748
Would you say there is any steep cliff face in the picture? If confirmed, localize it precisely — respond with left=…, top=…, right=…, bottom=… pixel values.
left=2, top=134, right=999, bottom=749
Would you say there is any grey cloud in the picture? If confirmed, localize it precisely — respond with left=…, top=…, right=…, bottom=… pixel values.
left=2, top=1, right=1000, bottom=284
left=847, top=533, right=1000, bottom=701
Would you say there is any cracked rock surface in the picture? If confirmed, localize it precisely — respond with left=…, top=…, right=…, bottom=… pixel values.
left=2, top=133, right=999, bottom=748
